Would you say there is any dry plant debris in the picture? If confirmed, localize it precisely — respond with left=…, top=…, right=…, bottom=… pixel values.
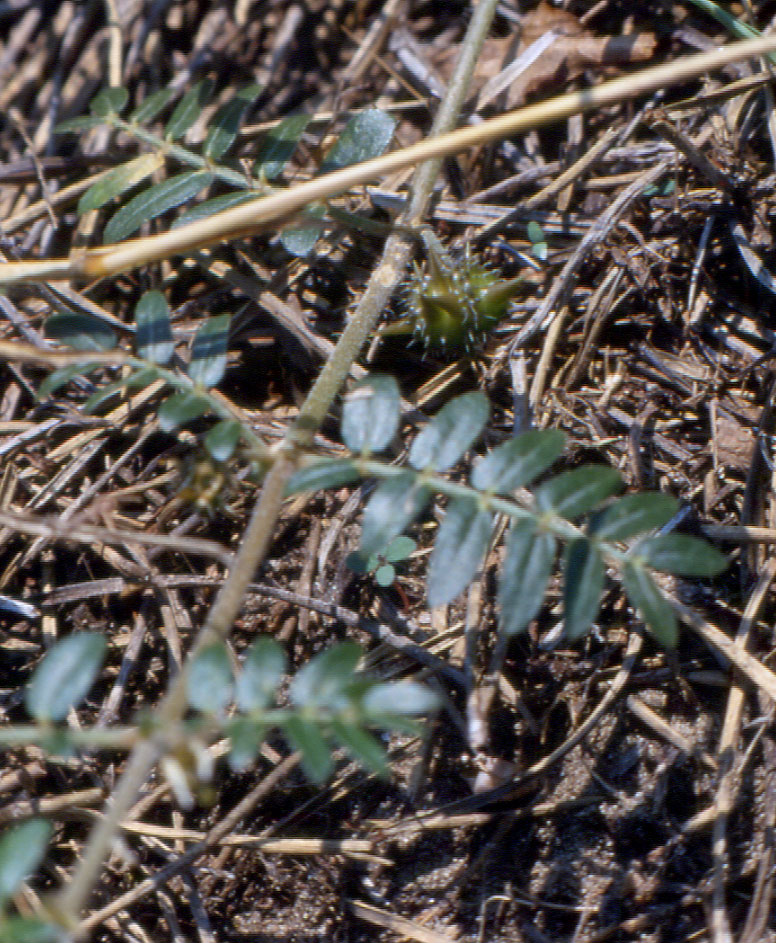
left=2, top=2, right=776, bottom=942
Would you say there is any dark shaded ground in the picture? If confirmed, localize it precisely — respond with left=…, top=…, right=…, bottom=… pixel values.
left=2, top=1, right=776, bottom=940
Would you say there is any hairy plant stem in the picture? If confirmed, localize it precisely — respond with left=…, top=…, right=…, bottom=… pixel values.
left=54, top=1, right=498, bottom=929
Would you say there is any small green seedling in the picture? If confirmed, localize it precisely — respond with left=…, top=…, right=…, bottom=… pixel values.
left=347, top=535, right=417, bottom=587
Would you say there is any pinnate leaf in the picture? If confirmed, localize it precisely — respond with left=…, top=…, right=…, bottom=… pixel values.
left=634, top=533, right=727, bottom=577
left=188, top=313, right=230, bottom=387
left=25, top=633, right=106, bottom=722
left=158, top=391, right=210, bottom=431
left=499, top=519, right=556, bottom=637
left=90, top=86, right=128, bottom=116
left=594, top=492, right=678, bottom=541
left=174, top=190, right=257, bottom=228
left=135, top=290, right=174, bottom=364
left=205, top=420, right=242, bottom=462
left=563, top=538, right=605, bottom=639
left=78, top=153, right=162, bottom=214
left=286, top=458, right=360, bottom=494
left=44, top=314, right=117, bottom=351
left=290, top=642, right=361, bottom=712
left=472, top=429, right=565, bottom=493
left=165, top=79, right=214, bottom=139
left=187, top=642, right=233, bottom=714
left=536, top=465, right=622, bottom=519
left=409, top=392, right=489, bottom=472
left=332, top=720, right=387, bottom=777
left=427, top=498, right=492, bottom=607
left=319, top=109, right=396, bottom=174
left=0, top=820, right=52, bottom=905
left=363, top=681, right=439, bottom=716
left=255, top=113, right=310, bottom=179
left=203, top=84, right=262, bottom=159
left=341, top=373, right=400, bottom=454
left=130, top=86, right=175, bottom=123
left=360, top=473, right=430, bottom=556
left=104, top=171, right=213, bottom=242
left=622, top=562, right=678, bottom=647
left=284, top=716, right=332, bottom=782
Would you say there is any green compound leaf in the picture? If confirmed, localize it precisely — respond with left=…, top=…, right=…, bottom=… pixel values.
left=1, top=916, right=66, bottom=943
left=622, top=561, right=678, bottom=648
left=409, top=392, right=489, bottom=472
left=44, top=314, right=117, bottom=352
left=0, top=820, right=52, bottom=906
left=104, top=171, right=213, bottom=242
left=427, top=498, right=493, bottom=607
left=226, top=716, right=266, bottom=771
left=78, top=153, right=162, bottom=214
left=236, top=637, right=286, bottom=712
left=188, top=313, right=230, bottom=388
left=362, top=681, right=439, bottom=717
left=255, top=113, right=310, bottom=179
left=25, top=633, right=106, bottom=722
left=174, top=190, right=258, bottom=228
left=341, top=373, right=400, bottom=454
left=187, top=642, right=233, bottom=714
left=284, top=715, right=333, bottom=782
left=360, top=473, right=430, bottom=557
left=90, top=86, right=128, bottom=117
left=593, top=492, right=678, bottom=542
left=499, top=519, right=556, bottom=637
left=130, top=86, right=176, bottom=123
left=55, top=115, right=107, bottom=134
left=205, top=420, right=242, bottom=462
left=165, top=79, right=214, bottom=140
left=290, top=642, right=361, bottom=712
left=472, top=429, right=566, bottom=493
left=286, top=458, right=360, bottom=494
left=563, top=538, right=605, bottom=640
left=634, top=533, right=728, bottom=577
left=203, top=83, right=262, bottom=160
left=134, top=290, right=174, bottom=364
left=158, top=391, right=210, bottom=432
left=319, top=108, right=396, bottom=174
left=536, top=465, right=622, bottom=520
left=332, top=720, right=388, bottom=778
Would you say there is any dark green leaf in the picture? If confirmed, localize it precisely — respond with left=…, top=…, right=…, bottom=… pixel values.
left=134, top=290, right=174, bottom=364
left=280, top=205, right=326, bottom=257
left=82, top=377, right=128, bottom=414
left=44, top=314, right=117, bottom=352
left=363, top=681, right=439, bottom=716
left=25, top=633, right=106, bottom=722
left=374, top=564, right=396, bottom=586
left=203, top=84, right=262, bottom=160
left=286, top=458, right=360, bottom=494
left=319, top=109, right=396, bottom=174
left=187, top=642, right=233, bottom=714
left=255, top=113, right=310, bottom=179
left=130, top=86, right=175, bottom=123
left=226, top=716, right=266, bottom=771
left=331, top=720, right=388, bottom=777
left=384, top=535, right=416, bottom=563
left=360, top=473, right=430, bottom=557
left=290, top=642, right=361, bottom=711
left=409, top=392, right=489, bottom=472
left=622, top=562, right=678, bottom=647
left=472, top=429, right=566, bottom=493
left=0, top=820, right=51, bottom=905
left=188, top=313, right=230, bottom=387
left=563, top=538, right=605, bottom=640
left=205, top=420, right=242, bottom=462
left=90, top=87, right=128, bottom=117
left=594, top=492, right=678, bottom=541
left=428, top=498, right=492, bottom=607
left=635, top=534, right=728, bottom=577
left=527, top=220, right=548, bottom=261
left=165, top=79, right=214, bottom=140
left=341, top=373, right=400, bottom=454
left=346, top=550, right=371, bottom=575
left=55, top=115, right=106, bottom=134
left=37, top=363, right=100, bottom=399
left=78, top=153, right=161, bottom=214
left=236, top=637, right=286, bottom=712
left=284, top=716, right=333, bottom=782
left=157, top=391, right=210, bottom=432
left=536, top=466, right=622, bottom=519
left=1, top=917, right=65, bottom=943
left=174, top=190, right=257, bottom=228
left=104, top=171, right=213, bottom=242
left=499, top=519, right=556, bottom=637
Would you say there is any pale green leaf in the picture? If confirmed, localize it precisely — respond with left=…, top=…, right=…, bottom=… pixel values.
left=563, top=538, right=604, bottom=639
left=594, top=493, right=678, bottom=542
left=409, top=392, right=489, bottom=472
left=622, top=562, right=678, bottom=647
left=187, top=642, right=233, bottom=714
left=284, top=716, right=332, bottom=782
left=236, top=637, right=286, bottom=712
left=341, top=373, right=400, bottom=454
left=360, top=473, right=430, bottom=556
left=536, top=466, right=622, bottom=519
left=635, top=534, right=727, bottom=577
left=157, top=391, right=210, bottom=431
left=90, top=87, right=128, bottom=116
left=286, top=458, right=360, bottom=494
left=135, top=290, right=174, bottom=364
left=188, top=313, right=230, bottom=387
left=290, top=642, right=361, bottom=712
left=472, top=429, right=565, bottom=493
left=0, top=820, right=51, bottom=905
left=205, top=420, right=242, bottom=462
left=499, top=519, right=556, bottom=637
left=25, top=633, right=106, bottom=722
left=427, top=498, right=492, bottom=607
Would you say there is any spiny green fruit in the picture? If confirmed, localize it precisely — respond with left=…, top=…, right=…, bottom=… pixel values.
left=382, top=230, right=524, bottom=352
